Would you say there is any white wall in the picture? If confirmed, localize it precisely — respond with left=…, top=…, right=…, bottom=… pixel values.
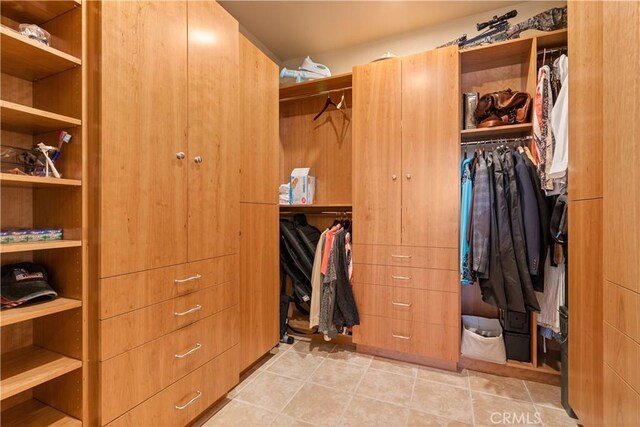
left=280, top=1, right=565, bottom=75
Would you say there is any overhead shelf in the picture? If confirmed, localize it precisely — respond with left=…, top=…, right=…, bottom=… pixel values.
left=0, top=173, right=81, bottom=188
left=0, top=100, right=81, bottom=134
left=280, top=72, right=352, bottom=101
left=1, top=26, right=81, bottom=81
left=461, top=123, right=532, bottom=142
left=280, top=204, right=352, bottom=214
left=0, top=346, right=82, bottom=399
left=0, top=240, right=82, bottom=254
left=0, top=399, right=81, bottom=427
left=0, top=298, right=82, bottom=327
left=0, top=1, right=81, bottom=26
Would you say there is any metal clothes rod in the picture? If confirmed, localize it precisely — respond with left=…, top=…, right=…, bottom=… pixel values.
left=280, top=211, right=352, bottom=215
left=460, top=135, right=533, bottom=146
left=279, top=87, right=352, bottom=103
left=537, top=46, right=568, bottom=55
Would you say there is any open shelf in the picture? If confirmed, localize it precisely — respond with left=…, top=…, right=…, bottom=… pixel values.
left=0, top=240, right=82, bottom=254
left=0, top=298, right=82, bottom=327
left=280, top=204, right=352, bottom=214
left=280, top=72, right=352, bottom=101
left=0, top=100, right=81, bottom=134
left=461, top=38, right=533, bottom=74
left=0, top=26, right=81, bottom=81
left=535, top=29, right=568, bottom=50
left=0, top=346, right=82, bottom=399
left=0, top=173, right=81, bottom=188
left=0, top=1, right=81, bottom=25
left=461, top=123, right=532, bottom=141
left=0, top=399, right=81, bottom=427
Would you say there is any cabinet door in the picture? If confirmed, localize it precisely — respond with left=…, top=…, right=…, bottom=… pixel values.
left=100, top=1, right=188, bottom=277
left=401, top=47, right=459, bottom=248
left=187, top=1, right=240, bottom=261
left=353, top=59, right=402, bottom=246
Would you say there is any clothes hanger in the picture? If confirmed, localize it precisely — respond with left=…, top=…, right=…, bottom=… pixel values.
left=336, top=90, right=347, bottom=110
left=313, top=95, right=338, bottom=121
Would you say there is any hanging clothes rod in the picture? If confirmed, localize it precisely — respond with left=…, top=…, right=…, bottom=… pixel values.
left=279, top=87, right=352, bottom=103
left=280, top=211, right=352, bottom=215
left=460, top=135, right=533, bottom=146
left=537, top=46, right=567, bottom=55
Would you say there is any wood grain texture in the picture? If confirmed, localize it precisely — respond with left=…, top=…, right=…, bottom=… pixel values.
left=0, top=1, right=80, bottom=25
left=105, top=346, right=238, bottom=427
left=0, top=100, right=80, bottom=134
left=568, top=1, right=602, bottom=200
left=401, top=46, right=459, bottom=248
left=100, top=255, right=237, bottom=319
left=39, top=6, right=82, bottom=58
left=32, top=368, right=83, bottom=421
left=604, top=281, right=640, bottom=343
left=568, top=199, right=603, bottom=426
left=279, top=73, right=352, bottom=101
left=100, top=306, right=239, bottom=424
left=33, top=67, right=82, bottom=119
left=603, top=323, right=640, bottom=394
left=1, top=72, right=33, bottom=106
left=0, top=240, right=81, bottom=254
left=461, top=283, right=500, bottom=319
left=352, top=263, right=458, bottom=293
left=187, top=0, right=239, bottom=262
left=0, top=399, right=81, bottom=427
left=239, top=35, right=278, bottom=204
left=0, top=298, right=81, bottom=327
left=99, top=0, right=188, bottom=277
left=239, top=203, right=279, bottom=371
left=1, top=322, right=33, bottom=355
left=458, top=356, right=560, bottom=386
left=603, top=366, right=640, bottom=427
left=353, top=244, right=457, bottom=270
left=33, top=309, right=83, bottom=360
left=352, top=58, right=402, bottom=245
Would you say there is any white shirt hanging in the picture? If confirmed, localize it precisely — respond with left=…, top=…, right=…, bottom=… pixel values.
left=549, top=54, right=569, bottom=178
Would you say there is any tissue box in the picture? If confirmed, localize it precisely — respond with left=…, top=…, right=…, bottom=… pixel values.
left=289, top=168, right=315, bottom=205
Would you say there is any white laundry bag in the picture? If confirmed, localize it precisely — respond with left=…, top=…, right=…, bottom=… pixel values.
left=460, top=315, right=507, bottom=364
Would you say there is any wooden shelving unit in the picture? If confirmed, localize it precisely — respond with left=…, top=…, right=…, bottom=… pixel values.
left=0, top=298, right=82, bottom=327
left=461, top=123, right=532, bottom=141
left=0, top=346, right=82, bottom=399
left=0, top=0, right=87, bottom=424
left=280, top=72, right=352, bottom=101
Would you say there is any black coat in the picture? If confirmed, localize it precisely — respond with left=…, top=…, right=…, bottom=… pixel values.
left=514, top=153, right=541, bottom=277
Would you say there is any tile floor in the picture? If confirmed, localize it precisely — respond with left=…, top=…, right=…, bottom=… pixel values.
left=202, top=339, right=578, bottom=427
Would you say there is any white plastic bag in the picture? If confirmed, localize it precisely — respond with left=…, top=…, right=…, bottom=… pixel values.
left=461, top=315, right=507, bottom=364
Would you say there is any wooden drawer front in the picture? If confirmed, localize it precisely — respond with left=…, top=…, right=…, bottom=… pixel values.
left=353, top=264, right=458, bottom=292
left=101, top=306, right=239, bottom=424
left=353, top=314, right=459, bottom=362
left=100, top=255, right=237, bottom=319
left=353, top=284, right=458, bottom=326
left=604, top=323, right=640, bottom=394
left=107, top=345, right=239, bottom=427
left=353, top=244, right=457, bottom=270
left=101, top=281, right=238, bottom=360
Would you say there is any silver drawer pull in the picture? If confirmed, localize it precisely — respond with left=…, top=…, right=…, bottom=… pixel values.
left=174, top=304, right=202, bottom=317
left=174, top=274, right=202, bottom=284
left=174, top=343, right=202, bottom=358
left=175, top=390, right=202, bottom=410
left=392, top=334, right=411, bottom=340
left=392, top=301, right=412, bottom=307
left=391, top=275, right=412, bottom=280
left=391, top=255, right=412, bottom=259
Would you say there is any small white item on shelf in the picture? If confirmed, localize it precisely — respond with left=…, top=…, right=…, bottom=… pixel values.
left=18, top=24, right=51, bottom=46
left=289, top=168, right=315, bottom=205
left=280, top=56, right=331, bottom=83
left=371, top=51, right=398, bottom=62
left=279, top=183, right=291, bottom=205
left=35, top=143, right=61, bottom=178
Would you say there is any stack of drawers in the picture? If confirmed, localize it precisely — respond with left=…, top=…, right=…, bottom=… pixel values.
left=352, top=245, right=460, bottom=363
left=99, top=255, right=240, bottom=426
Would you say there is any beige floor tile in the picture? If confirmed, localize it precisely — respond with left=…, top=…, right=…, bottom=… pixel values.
left=255, top=346, right=290, bottom=371
left=339, top=395, right=409, bottom=426
left=228, top=368, right=262, bottom=398
left=410, top=379, right=473, bottom=424
left=292, top=339, right=336, bottom=357
left=271, top=414, right=313, bottom=426
left=537, top=406, right=578, bottom=427
left=355, top=369, right=414, bottom=406
left=204, top=400, right=278, bottom=426
left=416, top=367, right=469, bottom=389
left=308, top=359, right=367, bottom=393
left=369, top=356, right=418, bottom=378
left=407, top=410, right=473, bottom=427
left=236, top=371, right=304, bottom=412
left=472, top=392, right=540, bottom=426
left=267, top=350, right=325, bottom=381
left=282, top=383, right=351, bottom=426
left=524, top=381, right=562, bottom=410
left=328, top=345, right=373, bottom=367
left=469, top=371, right=531, bottom=401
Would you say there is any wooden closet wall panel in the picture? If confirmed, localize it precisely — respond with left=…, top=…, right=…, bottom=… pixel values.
left=352, top=263, right=458, bottom=293
left=239, top=203, right=279, bottom=371
left=353, top=58, right=402, bottom=245
left=100, top=0, right=188, bottom=277
left=187, top=1, right=239, bottom=262
left=603, top=366, right=640, bottom=427
left=400, top=46, right=459, bottom=248
left=239, top=35, right=278, bottom=204
left=603, top=281, right=640, bottom=343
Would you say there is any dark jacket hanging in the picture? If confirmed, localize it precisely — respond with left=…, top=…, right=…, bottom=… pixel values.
left=472, top=156, right=491, bottom=278
left=331, top=231, right=360, bottom=328
left=514, top=153, right=541, bottom=277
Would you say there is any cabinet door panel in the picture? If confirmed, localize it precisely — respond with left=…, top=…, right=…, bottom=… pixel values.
left=100, top=1, right=188, bottom=277
left=353, top=59, right=402, bottom=245
left=401, top=47, right=459, bottom=248
left=187, top=1, right=239, bottom=261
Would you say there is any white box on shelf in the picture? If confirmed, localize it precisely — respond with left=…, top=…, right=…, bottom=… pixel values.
left=289, top=168, right=315, bottom=205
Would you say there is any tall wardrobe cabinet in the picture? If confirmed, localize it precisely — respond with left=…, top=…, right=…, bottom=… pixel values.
left=88, top=1, right=240, bottom=425
left=352, top=47, right=460, bottom=366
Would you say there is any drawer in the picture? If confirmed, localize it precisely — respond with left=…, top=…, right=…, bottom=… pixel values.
left=353, top=264, right=458, bottom=292
left=353, top=314, right=459, bottom=362
left=101, top=255, right=237, bottom=319
left=106, top=345, right=239, bottom=427
left=101, top=281, right=238, bottom=360
left=353, top=245, right=457, bottom=270
left=604, top=323, right=640, bottom=394
left=101, top=306, right=239, bottom=424
left=353, top=284, right=459, bottom=326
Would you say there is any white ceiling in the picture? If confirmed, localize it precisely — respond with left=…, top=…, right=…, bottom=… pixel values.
left=219, top=1, right=522, bottom=61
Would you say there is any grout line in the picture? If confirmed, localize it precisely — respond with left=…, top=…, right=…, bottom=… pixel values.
left=523, top=381, right=544, bottom=427
left=467, top=370, right=477, bottom=427
left=405, top=369, right=418, bottom=427
left=335, top=356, right=370, bottom=426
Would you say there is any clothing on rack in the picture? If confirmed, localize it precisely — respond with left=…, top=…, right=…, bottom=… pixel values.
left=309, top=229, right=328, bottom=328
left=460, top=157, right=474, bottom=285
left=549, top=54, right=568, bottom=179
left=533, top=65, right=556, bottom=191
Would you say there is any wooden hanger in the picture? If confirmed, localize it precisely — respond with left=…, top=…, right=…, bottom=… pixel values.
left=313, top=95, right=338, bottom=121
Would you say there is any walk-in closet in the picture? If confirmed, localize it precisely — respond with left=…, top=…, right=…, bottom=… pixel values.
left=0, top=1, right=637, bottom=426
